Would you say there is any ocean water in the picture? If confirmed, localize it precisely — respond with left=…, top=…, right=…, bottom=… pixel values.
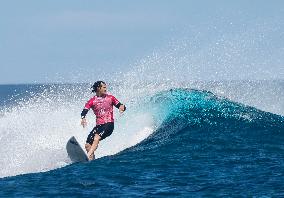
left=0, top=81, right=283, bottom=197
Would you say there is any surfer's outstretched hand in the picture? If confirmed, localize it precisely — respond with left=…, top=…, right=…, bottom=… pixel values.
left=81, top=118, right=87, bottom=128
left=119, top=104, right=126, bottom=113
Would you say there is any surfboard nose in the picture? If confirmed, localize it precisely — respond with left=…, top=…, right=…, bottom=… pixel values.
left=66, top=136, right=89, bottom=163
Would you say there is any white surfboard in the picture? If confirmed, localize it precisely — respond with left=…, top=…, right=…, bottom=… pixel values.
left=66, top=136, right=89, bottom=163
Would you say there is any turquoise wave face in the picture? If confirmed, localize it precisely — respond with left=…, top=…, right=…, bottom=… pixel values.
left=137, top=88, right=284, bottom=150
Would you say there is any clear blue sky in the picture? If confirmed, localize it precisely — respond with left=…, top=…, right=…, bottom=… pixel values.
left=0, top=0, right=283, bottom=84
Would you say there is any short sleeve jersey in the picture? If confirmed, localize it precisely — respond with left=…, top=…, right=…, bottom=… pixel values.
left=84, top=94, right=120, bottom=125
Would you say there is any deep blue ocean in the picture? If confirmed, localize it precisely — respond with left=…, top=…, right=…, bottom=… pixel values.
left=0, top=81, right=284, bottom=197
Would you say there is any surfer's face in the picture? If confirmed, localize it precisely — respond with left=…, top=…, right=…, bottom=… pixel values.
left=98, top=83, right=107, bottom=95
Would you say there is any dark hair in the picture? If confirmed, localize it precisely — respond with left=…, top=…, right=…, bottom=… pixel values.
left=91, top=81, right=106, bottom=93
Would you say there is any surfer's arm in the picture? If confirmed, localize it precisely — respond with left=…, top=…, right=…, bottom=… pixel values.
left=111, top=95, right=126, bottom=113
left=80, top=109, right=88, bottom=128
left=81, top=109, right=89, bottom=119
left=80, top=98, right=93, bottom=127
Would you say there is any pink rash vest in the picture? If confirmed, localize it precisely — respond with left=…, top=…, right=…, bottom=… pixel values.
left=84, top=94, right=120, bottom=125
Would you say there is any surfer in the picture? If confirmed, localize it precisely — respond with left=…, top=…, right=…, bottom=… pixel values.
left=80, top=81, right=126, bottom=160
